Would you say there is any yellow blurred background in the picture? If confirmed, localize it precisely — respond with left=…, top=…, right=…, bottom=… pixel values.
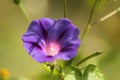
left=0, top=0, right=120, bottom=80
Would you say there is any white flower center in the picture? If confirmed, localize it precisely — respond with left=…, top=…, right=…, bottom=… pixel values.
left=45, top=42, right=60, bottom=56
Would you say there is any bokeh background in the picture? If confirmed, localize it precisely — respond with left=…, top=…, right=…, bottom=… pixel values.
left=0, top=0, right=120, bottom=80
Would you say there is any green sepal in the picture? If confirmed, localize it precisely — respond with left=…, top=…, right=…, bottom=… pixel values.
left=64, top=59, right=73, bottom=66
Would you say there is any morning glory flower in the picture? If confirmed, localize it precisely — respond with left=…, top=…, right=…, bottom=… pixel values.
left=22, top=18, right=80, bottom=63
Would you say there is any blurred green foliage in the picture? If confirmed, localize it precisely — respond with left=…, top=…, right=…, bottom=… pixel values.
left=0, top=0, right=120, bottom=80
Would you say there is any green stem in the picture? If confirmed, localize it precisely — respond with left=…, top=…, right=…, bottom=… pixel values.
left=59, top=73, right=64, bottom=80
left=50, top=64, right=55, bottom=76
left=64, top=0, right=67, bottom=18
left=81, top=0, right=100, bottom=41
left=18, top=3, right=31, bottom=23
left=76, top=51, right=102, bottom=66
left=55, top=66, right=64, bottom=80
left=59, top=66, right=64, bottom=80
left=92, top=7, right=120, bottom=26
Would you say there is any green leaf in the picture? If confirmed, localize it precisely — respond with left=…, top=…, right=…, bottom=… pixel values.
left=63, top=66, right=82, bottom=80
left=83, top=64, right=107, bottom=80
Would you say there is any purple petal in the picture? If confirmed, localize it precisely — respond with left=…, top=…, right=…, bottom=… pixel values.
left=40, top=18, right=55, bottom=30
left=48, top=18, right=71, bottom=42
left=57, top=22, right=80, bottom=58
left=32, top=53, right=55, bottom=63
left=23, top=41, right=43, bottom=55
left=59, top=27, right=80, bottom=49
left=59, top=24, right=80, bottom=43
left=27, top=18, right=55, bottom=40
left=55, top=48, right=77, bottom=60
left=22, top=32, right=39, bottom=42
left=56, top=39, right=79, bottom=60
left=60, top=37, right=80, bottom=50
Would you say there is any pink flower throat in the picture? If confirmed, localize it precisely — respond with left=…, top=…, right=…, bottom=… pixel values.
left=45, top=42, right=60, bottom=56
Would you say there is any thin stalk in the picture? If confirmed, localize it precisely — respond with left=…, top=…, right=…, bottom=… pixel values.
left=76, top=52, right=102, bottom=66
left=64, top=0, right=67, bottom=18
left=18, top=3, right=31, bottom=22
left=81, top=0, right=100, bottom=40
left=92, top=7, right=120, bottom=26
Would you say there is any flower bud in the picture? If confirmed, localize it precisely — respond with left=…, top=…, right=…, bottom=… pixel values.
left=13, top=0, right=21, bottom=5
